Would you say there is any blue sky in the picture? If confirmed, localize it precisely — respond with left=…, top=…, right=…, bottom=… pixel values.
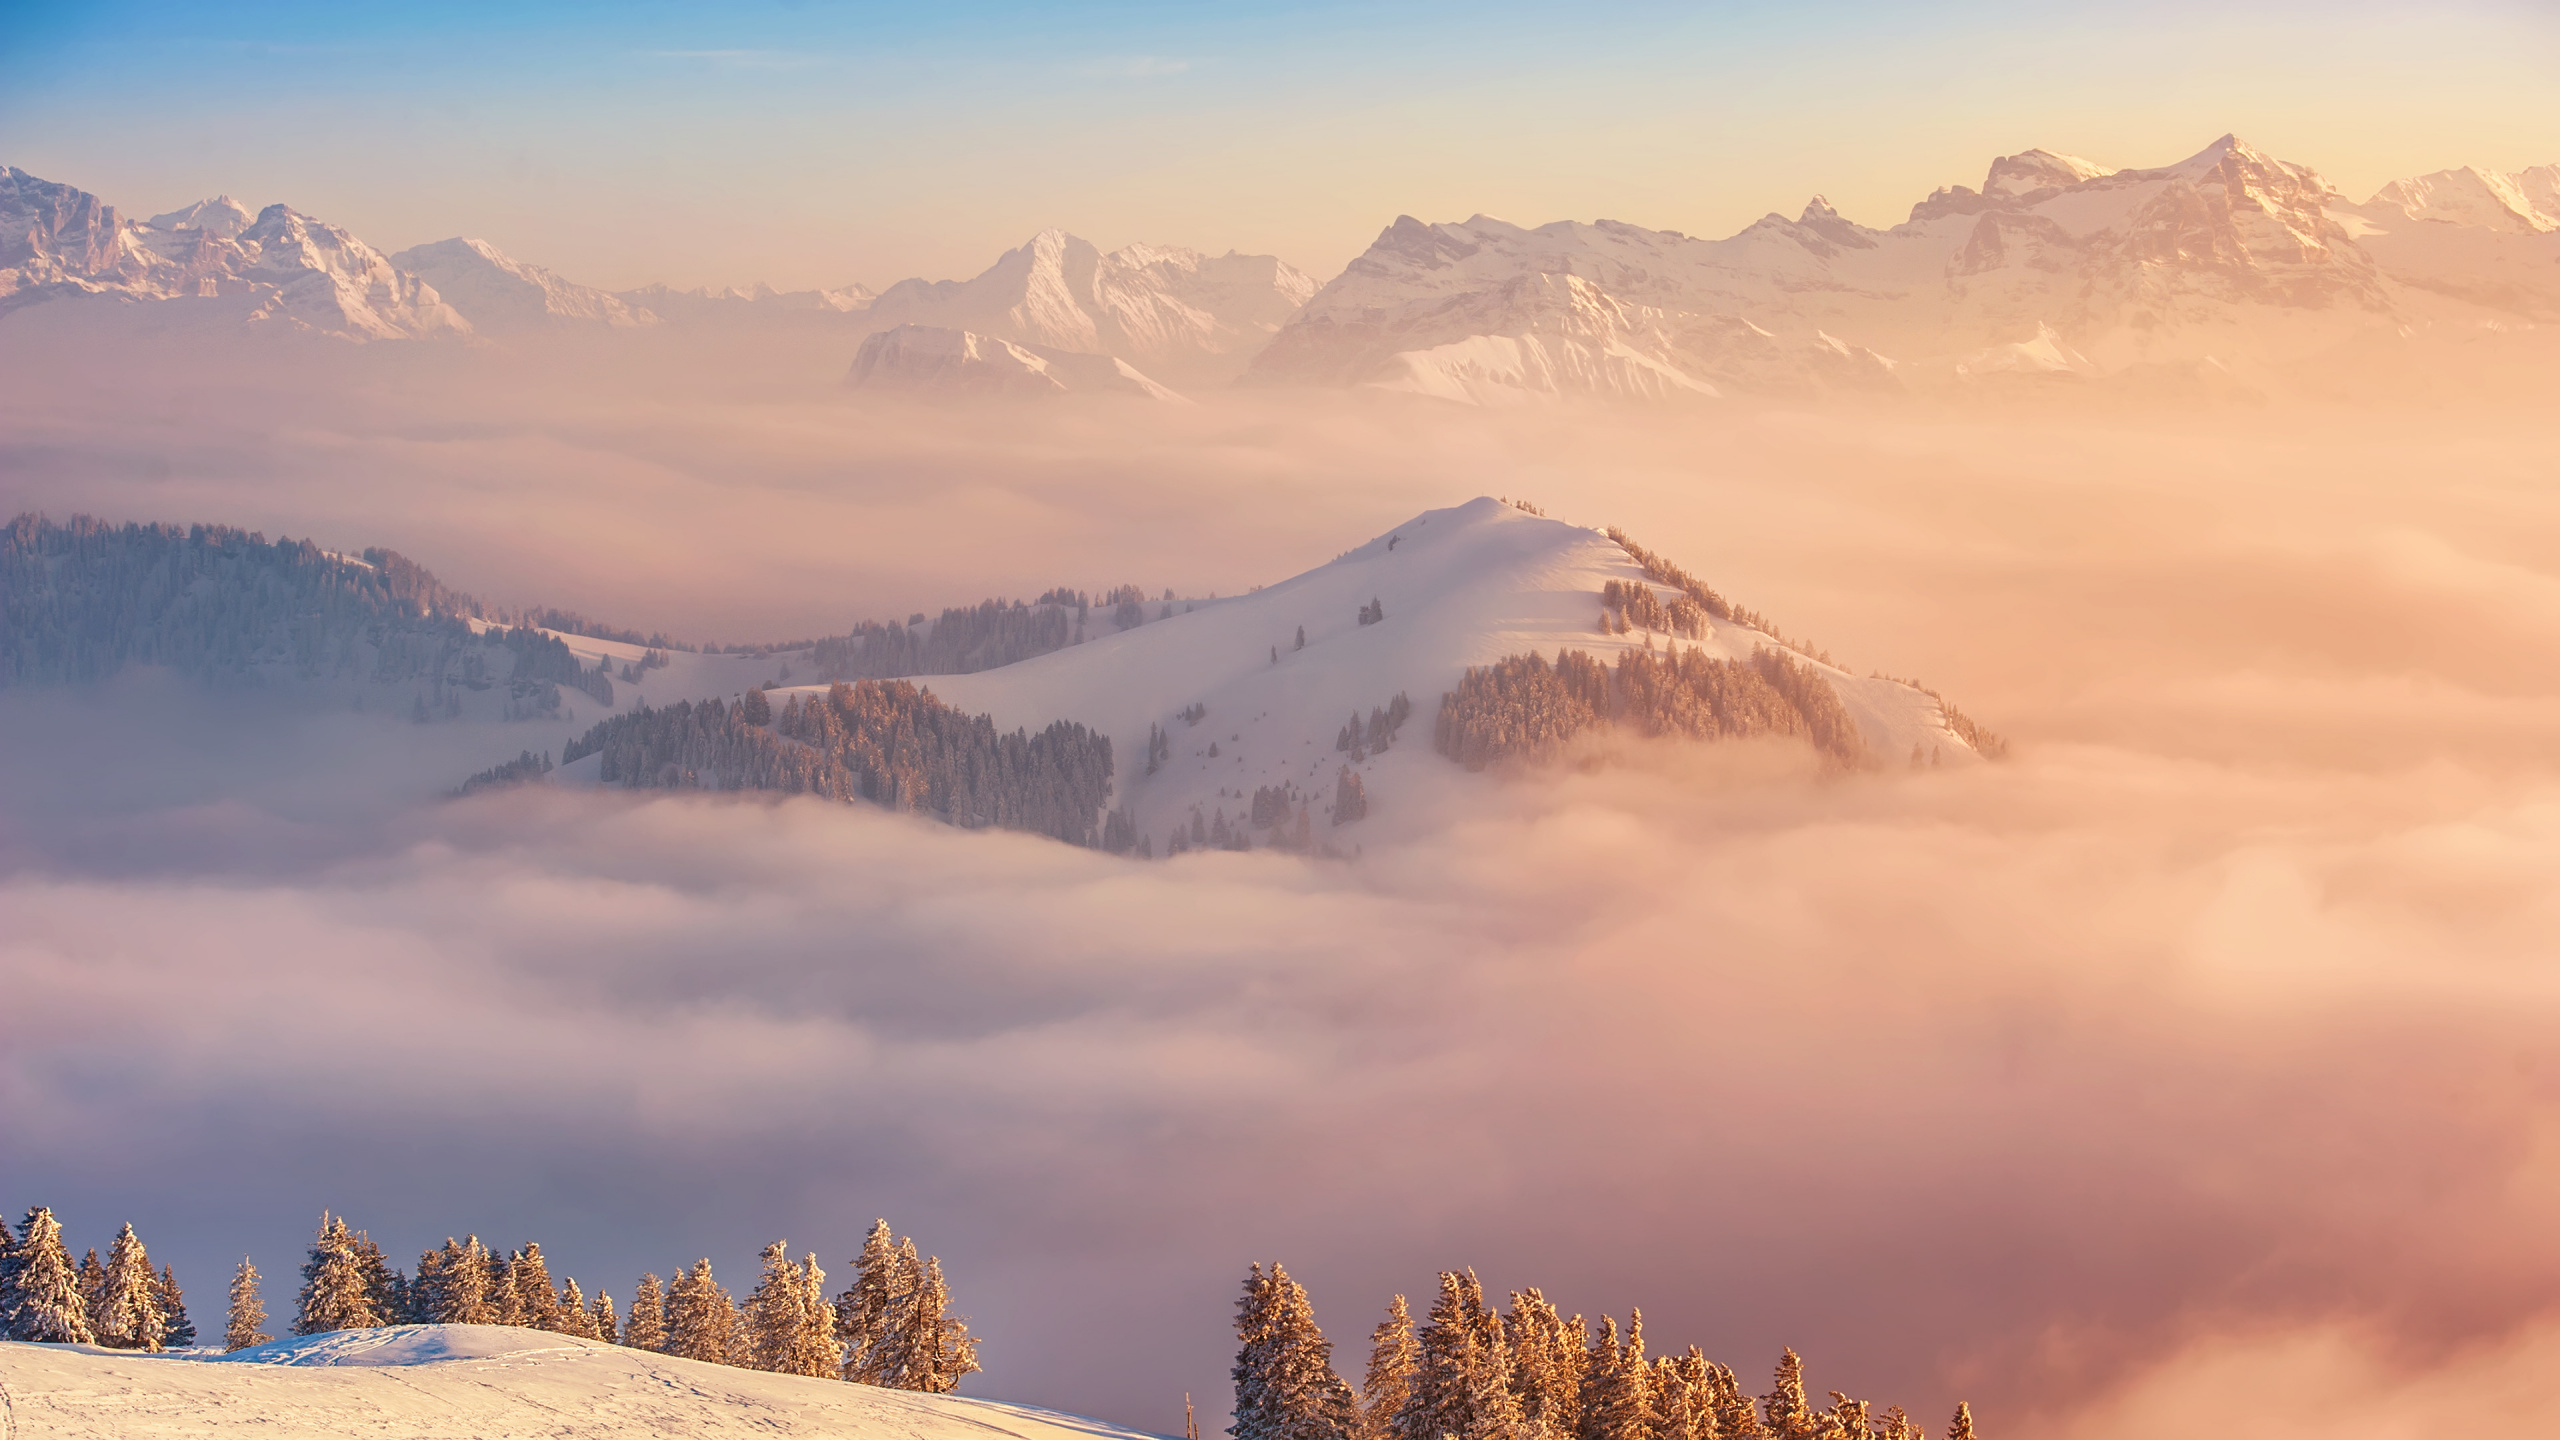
left=5, top=0, right=2555, bottom=289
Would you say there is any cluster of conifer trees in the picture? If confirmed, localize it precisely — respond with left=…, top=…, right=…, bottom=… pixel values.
left=1335, top=694, right=1414, bottom=761
left=1, top=513, right=481, bottom=686
left=0, top=514, right=621, bottom=723
left=0, top=1206, right=195, bottom=1350
left=1433, top=646, right=1868, bottom=771
left=279, top=1214, right=978, bottom=1388
left=1231, top=1266, right=1975, bottom=1440
left=802, top=584, right=1184, bottom=683
left=559, top=679, right=1115, bottom=845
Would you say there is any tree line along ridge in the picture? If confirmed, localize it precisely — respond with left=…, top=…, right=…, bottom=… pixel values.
left=1230, top=1263, right=1978, bottom=1440
left=0, top=1204, right=979, bottom=1393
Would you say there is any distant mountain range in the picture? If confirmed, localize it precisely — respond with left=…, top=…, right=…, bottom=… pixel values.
left=5, top=136, right=2554, bottom=401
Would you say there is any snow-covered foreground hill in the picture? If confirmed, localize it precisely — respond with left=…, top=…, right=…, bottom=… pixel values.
left=742, top=498, right=1979, bottom=855
left=0, top=1326, right=1165, bottom=1439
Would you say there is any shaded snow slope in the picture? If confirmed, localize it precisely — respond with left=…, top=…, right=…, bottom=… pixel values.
left=848, top=324, right=1185, bottom=400
left=0, top=1325, right=1170, bottom=1440
left=391, top=237, right=660, bottom=330
left=817, top=498, right=1974, bottom=855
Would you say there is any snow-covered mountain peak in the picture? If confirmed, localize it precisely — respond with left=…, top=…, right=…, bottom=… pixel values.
left=858, top=228, right=1314, bottom=384
left=389, top=236, right=659, bottom=330
left=900, top=495, right=1979, bottom=853
left=145, top=195, right=255, bottom=237
left=1983, top=148, right=2113, bottom=199
left=2357, top=164, right=2560, bottom=233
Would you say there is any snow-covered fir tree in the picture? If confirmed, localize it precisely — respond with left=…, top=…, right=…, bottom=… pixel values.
left=624, top=1272, right=666, bottom=1352
left=507, top=1242, right=560, bottom=1330
left=157, top=1264, right=197, bottom=1349
left=1357, top=1295, right=1418, bottom=1440
left=834, top=1221, right=914, bottom=1384
left=94, top=1222, right=169, bottom=1351
left=78, top=1249, right=106, bottom=1326
left=1577, top=1313, right=1648, bottom=1440
left=226, top=1257, right=270, bottom=1351
left=1231, top=1262, right=1355, bottom=1440
left=1946, top=1403, right=1976, bottom=1440
left=742, top=1241, right=838, bottom=1377
left=896, top=1255, right=981, bottom=1393
left=419, top=1236, right=495, bottom=1324
left=1503, top=1288, right=1584, bottom=1440
left=665, top=1258, right=736, bottom=1364
left=589, top=1287, right=618, bottom=1345
left=792, top=1253, right=838, bottom=1378
left=296, top=1213, right=381, bottom=1335
left=2, top=1206, right=93, bottom=1343
left=1396, top=1270, right=1518, bottom=1440
left=557, top=1277, right=600, bottom=1339
left=1761, top=1350, right=1817, bottom=1440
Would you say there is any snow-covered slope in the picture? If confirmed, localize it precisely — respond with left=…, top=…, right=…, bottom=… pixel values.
left=847, top=324, right=1185, bottom=400
left=0, top=165, right=469, bottom=339
left=0, top=1325, right=1168, bottom=1440
left=1251, top=135, right=2418, bottom=402
left=2351, top=165, right=2560, bottom=233
left=618, top=279, right=878, bottom=323
left=807, top=498, right=1977, bottom=855
left=859, top=230, right=1316, bottom=386
left=391, top=237, right=659, bottom=330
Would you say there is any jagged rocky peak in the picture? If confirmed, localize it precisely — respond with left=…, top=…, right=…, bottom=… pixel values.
left=145, top=196, right=256, bottom=237
left=1793, top=196, right=1879, bottom=249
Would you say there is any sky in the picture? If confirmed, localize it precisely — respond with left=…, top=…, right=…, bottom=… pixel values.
left=5, top=0, right=2557, bottom=290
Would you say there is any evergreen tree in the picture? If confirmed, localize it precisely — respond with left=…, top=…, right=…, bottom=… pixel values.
left=1502, top=1289, right=1583, bottom=1440
left=352, top=1232, right=401, bottom=1328
left=79, top=1248, right=106, bottom=1327
left=3, top=1206, right=94, bottom=1343
left=1823, top=1394, right=1869, bottom=1440
left=509, top=1243, right=560, bottom=1330
left=834, top=1220, right=908, bottom=1384
left=590, top=1288, right=619, bottom=1346
left=95, top=1222, right=169, bottom=1351
left=892, top=1255, right=980, bottom=1393
left=744, top=1240, right=807, bottom=1373
left=296, top=1213, right=380, bottom=1335
left=226, top=1257, right=271, bottom=1351
left=1705, top=1361, right=1764, bottom=1440
left=1357, top=1296, right=1418, bottom=1440
left=791, top=1254, right=838, bottom=1379
left=624, top=1273, right=667, bottom=1352
left=1761, top=1352, right=1818, bottom=1440
left=1231, top=1262, right=1354, bottom=1440
left=1576, top=1315, right=1649, bottom=1440
left=557, top=1277, right=601, bottom=1339
left=1945, top=1404, right=1975, bottom=1440
left=1397, top=1270, right=1519, bottom=1440
left=665, top=1258, right=736, bottom=1364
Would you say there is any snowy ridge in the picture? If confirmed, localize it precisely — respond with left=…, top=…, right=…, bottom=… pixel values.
left=858, top=229, right=1317, bottom=386
left=813, top=498, right=1977, bottom=854
left=0, top=1324, right=1174, bottom=1439
left=1249, top=134, right=2547, bottom=402
left=0, top=165, right=468, bottom=339
left=847, top=324, right=1186, bottom=400
left=390, top=237, right=660, bottom=330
